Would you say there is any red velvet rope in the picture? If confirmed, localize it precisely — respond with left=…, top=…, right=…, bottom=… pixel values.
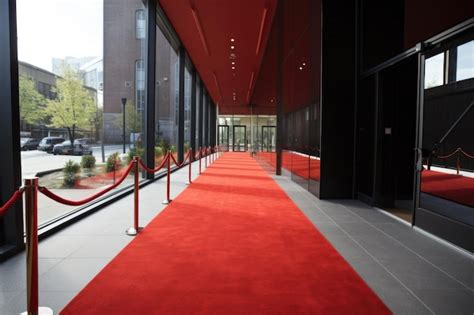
left=0, top=188, right=24, bottom=217
left=138, top=152, right=170, bottom=173
left=170, top=150, right=192, bottom=168
left=39, top=162, right=134, bottom=206
left=459, top=149, right=474, bottom=159
left=435, top=148, right=474, bottom=160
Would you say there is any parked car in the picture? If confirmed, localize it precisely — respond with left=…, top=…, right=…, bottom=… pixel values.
left=52, top=140, right=93, bottom=156
left=38, top=137, right=66, bottom=153
left=20, top=138, right=40, bottom=151
left=76, top=138, right=95, bottom=145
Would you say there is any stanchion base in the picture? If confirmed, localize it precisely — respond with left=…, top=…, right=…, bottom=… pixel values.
left=125, top=227, right=143, bottom=236
left=21, top=307, right=54, bottom=315
left=162, top=199, right=172, bottom=205
left=185, top=181, right=191, bottom=185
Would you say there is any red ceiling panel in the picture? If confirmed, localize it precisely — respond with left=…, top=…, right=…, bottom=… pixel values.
left=159, top=0, right=277, bottom=114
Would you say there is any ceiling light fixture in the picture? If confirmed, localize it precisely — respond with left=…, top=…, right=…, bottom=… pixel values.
left=231, top=61, right=235, bottom=65
left=231, top=38, right=235, bottom=42
left=231, top=46, right=235, bottom=50
left=191, top=7, right=210, bottom=56
left=299, top=66, right=303, bottom=70
left=302, top=62, right=306, bottom=66
left=255, top=7, right=268, bottom=55
left=232, top=66, right=235, bottom=70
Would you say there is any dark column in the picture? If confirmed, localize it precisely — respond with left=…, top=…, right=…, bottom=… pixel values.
left=319, top=0, right=357, bottom=198
left=198, top=82, right=204, bottom=149
left=190, top=69, right=197, bottom=157
left=0, top=0, right=23, bottom=261
left=204, top=92, right=209, bottom=147
left=144, top=1, right=156, bottom=180
left=213, top=103, right=217, bottom=146
left=275, top=0, right=284, bottom=175
left=177, top=47, right=185, bottom=163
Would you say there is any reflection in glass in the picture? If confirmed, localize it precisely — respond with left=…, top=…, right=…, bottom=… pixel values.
left=456, top=40, right=474, bottom=81
left=424, top=53, right=445, bottom=89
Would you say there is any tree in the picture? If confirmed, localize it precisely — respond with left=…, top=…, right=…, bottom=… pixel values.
left=19, top=76, right=46, bottom=130
left=44, top=68, right=96, bottom=146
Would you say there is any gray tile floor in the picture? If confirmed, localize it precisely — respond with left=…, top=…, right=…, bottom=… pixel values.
left=1, top=154, right=473, bottom=314
left=272, top=170, right=473, bottom=315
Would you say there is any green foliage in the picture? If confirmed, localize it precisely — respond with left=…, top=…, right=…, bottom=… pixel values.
left=19, top=76, right=46, bottom=125
left=106, top=152, right=121, bottom=172
left=81, top=155, right=96, bottom=169
left=154, top=146, right=163, bottom=157
left=44, top=67, right=96, bottom=143
left=114, top=102, right=142, bottom=137
left=127, top=147, right=145, bottom=164
left=63, top=160, right=80, bottom=187
left=158, top=138, right=171, bottom=153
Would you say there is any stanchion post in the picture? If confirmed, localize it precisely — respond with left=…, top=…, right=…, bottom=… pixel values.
left=162, top=152, right=172, bottom=204
left=199, top=147, right=202, bottom=174
left=456, top=152, right=460, bottom=175
left=205, top=147, right=208, bottom=168
left=186, top=149, right=192, bottom=185
left=22, top=177, right=53, bottom=315
left=126, top=157, right=140, bottom=236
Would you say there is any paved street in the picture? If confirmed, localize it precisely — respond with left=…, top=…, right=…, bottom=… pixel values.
left=21, top=145, right=125, bottom=179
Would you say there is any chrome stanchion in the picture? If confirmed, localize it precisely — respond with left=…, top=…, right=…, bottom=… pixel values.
left=185, top=150, right=192, bottom=185
left=162, top=152, right=172, bottom=204
left=21, top=177, right=53, bottom=315
left=126, top=157, right=141, bottom=236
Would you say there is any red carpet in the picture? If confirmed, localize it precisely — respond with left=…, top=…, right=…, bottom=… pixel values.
left=422, top=170, right=474, bottom=207
left=61, top=152, right=390, bottom=314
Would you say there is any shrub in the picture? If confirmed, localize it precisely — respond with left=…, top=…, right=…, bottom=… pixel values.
left=106, top=152, right=121, bottom=172
left=154, top=146, right=163, bottom=158
left=63, top=160, right=80, bottom=174
left=127, top=147, right=145, bottom=164
left=158, top=138, right=171, bottom=153
left=63, top=160, right=80, bottom=187
left=81, top=155, right=96, bottom=169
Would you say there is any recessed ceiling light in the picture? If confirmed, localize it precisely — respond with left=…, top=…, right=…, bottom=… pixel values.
left=231, top=61, right=235, bottom=65
left=232, top=67, right=235, bottom=70
left=302, top=62, right=306, bottom=66
left=231, top=46, right=235, bottom=49
left=299, top=66, right=303, bottom=70
left=231, top=38, right=235, bottom=42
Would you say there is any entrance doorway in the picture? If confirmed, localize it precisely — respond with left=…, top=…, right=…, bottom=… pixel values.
left=218, top=125, right=229, bottom=151
left=261, top=126, right=276, bottom=152
left=232, top=125, right=247, bottom=152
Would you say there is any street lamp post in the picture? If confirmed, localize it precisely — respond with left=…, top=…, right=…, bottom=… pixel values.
left=121, top=98, right=127, bottom=154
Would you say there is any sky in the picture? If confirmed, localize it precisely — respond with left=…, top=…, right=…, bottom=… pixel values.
left=16, top=0, right=103, bottom=72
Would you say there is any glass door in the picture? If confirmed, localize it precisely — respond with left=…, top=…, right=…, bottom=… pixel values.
left=261, top=126, right=276, bottom=152
left=218, top=125, right=229, bottom=151
left=232, top=125, right=247, bottom=152
left=415, top=32, right=473, bottom=251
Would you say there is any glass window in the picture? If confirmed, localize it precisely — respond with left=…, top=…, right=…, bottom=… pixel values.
left=424, top=53, right=445, bottom=89
left=184, top=68, right=192, bottom=150
left=456, top=40, right=474, bottom=81
left=195, top=76, right=200, bottom=147
left=135, top=59, right=145, bottom=112
left=155, top=25, right=179, bottom=165
left=17, top=0, right=148, bottom=226
left=136, top=10, right=146, bottom=39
